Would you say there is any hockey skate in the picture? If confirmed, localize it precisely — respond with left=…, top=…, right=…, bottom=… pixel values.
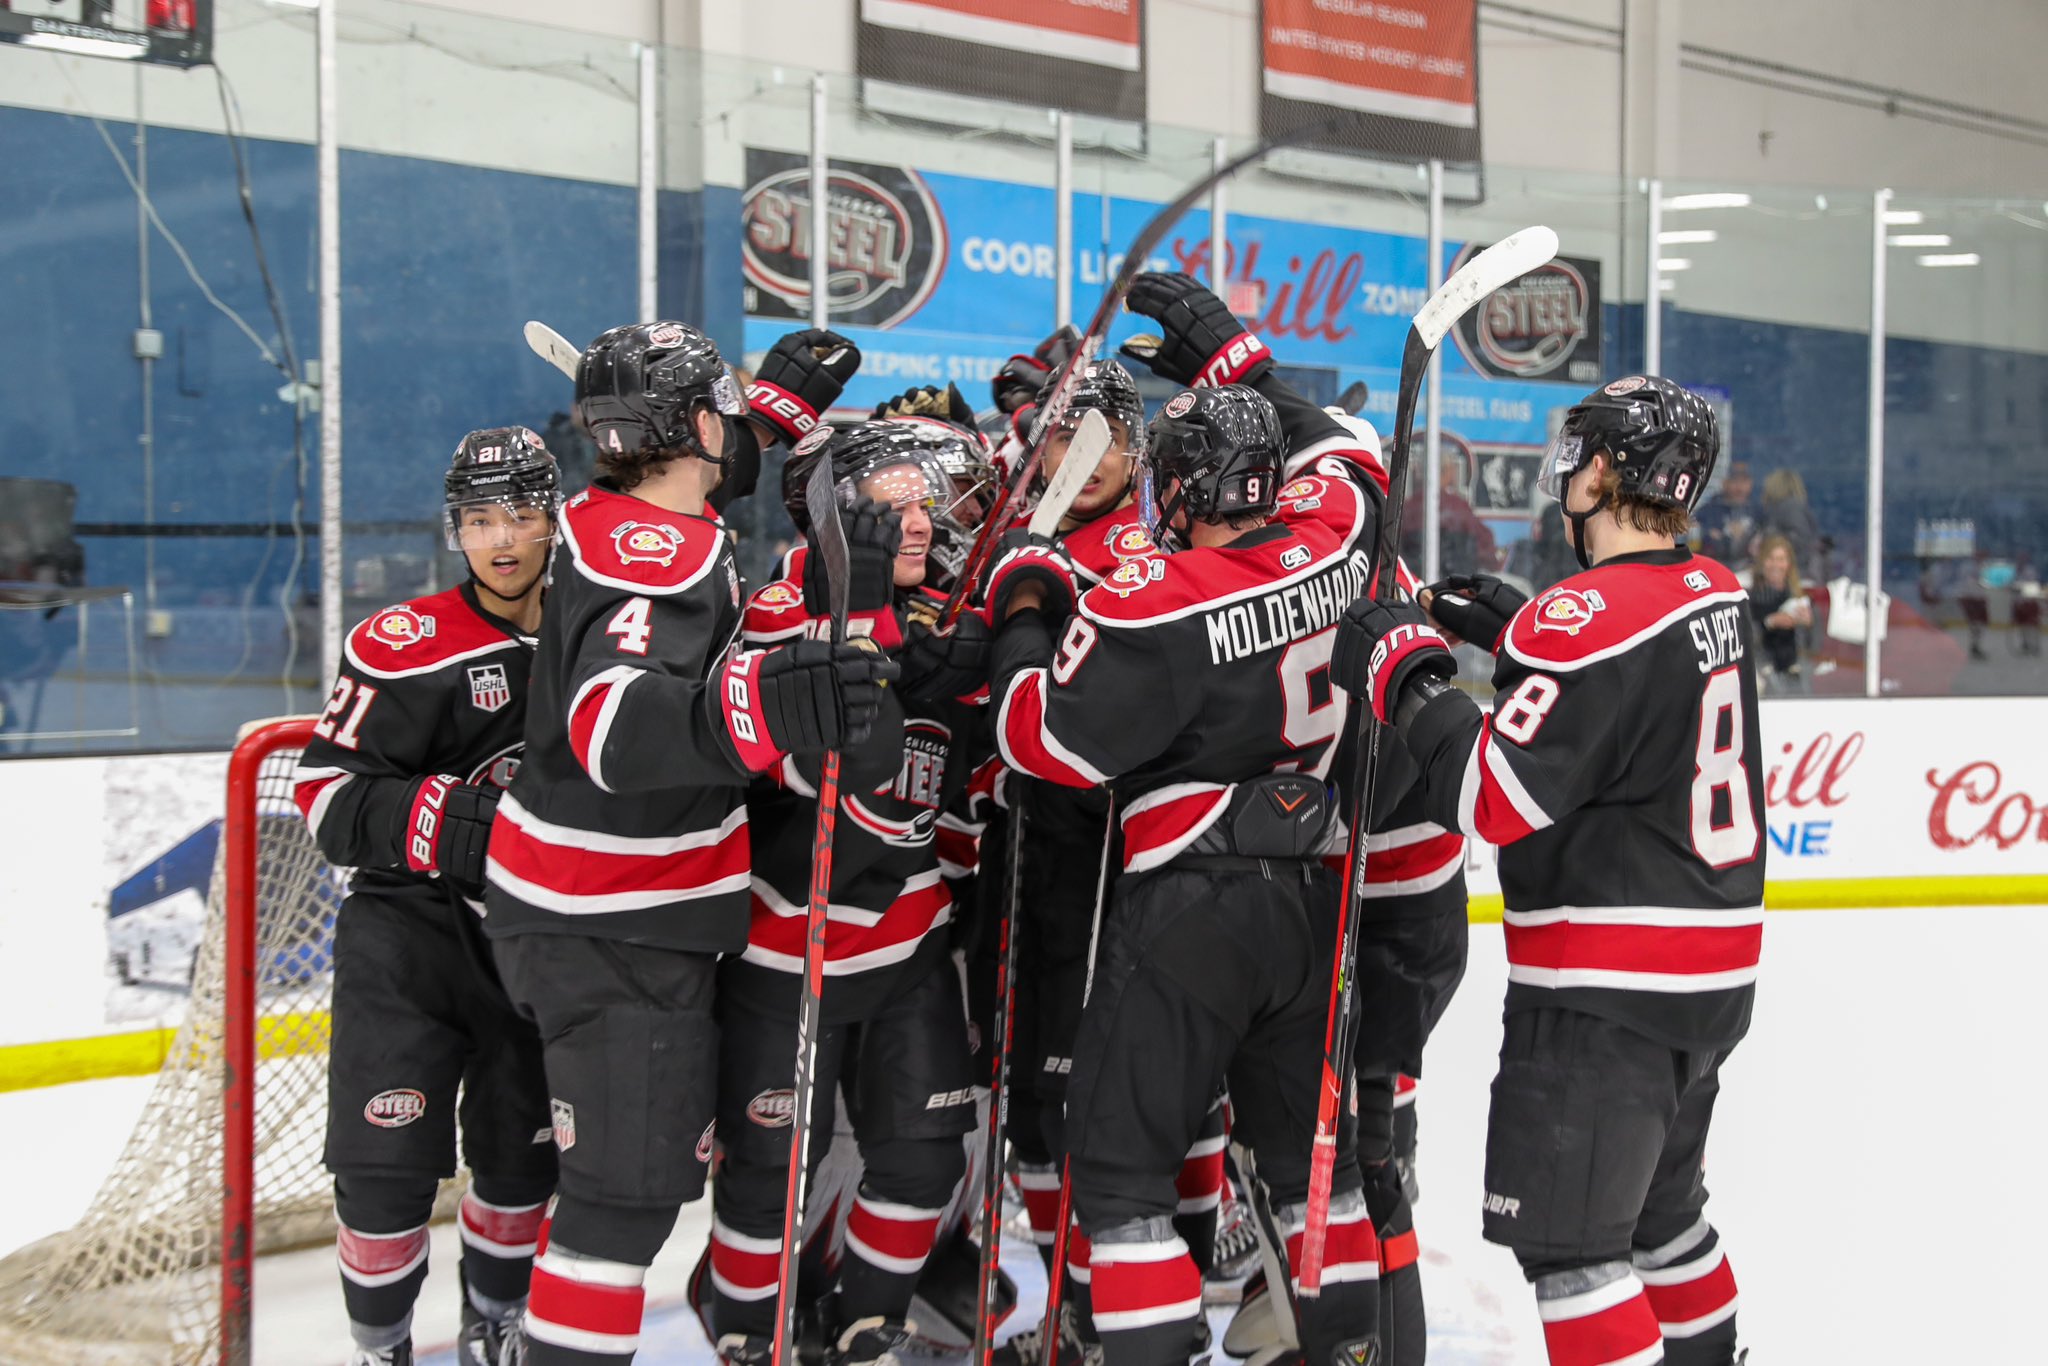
left=345, top=1343, right=413, bottom=1366
left=457, top=1267, right=526, bottom=1366
left=991, top=1300, right=1101, bottom=1366
left=826, top=1316, right=915, bottom=1366
left=1202, top=1197, right=1262, bottom=1304
left=717, top=1332, right=777, bottom=1366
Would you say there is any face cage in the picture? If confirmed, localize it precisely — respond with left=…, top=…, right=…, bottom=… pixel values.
left=444, top=495, right=559, bottom=552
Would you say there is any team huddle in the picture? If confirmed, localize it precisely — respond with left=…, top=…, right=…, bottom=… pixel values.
left=293, top=272, right=1760, bottom=1366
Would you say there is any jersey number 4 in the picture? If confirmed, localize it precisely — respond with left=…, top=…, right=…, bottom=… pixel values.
left=607, top=597, right=653, bottom=655
left=313, top=677, right=378, bottom=750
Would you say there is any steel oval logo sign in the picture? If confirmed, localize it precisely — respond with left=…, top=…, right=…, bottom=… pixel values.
left=742, top=150, right=947, bottom=329
left=1450, top=247, right=1602, bottom=384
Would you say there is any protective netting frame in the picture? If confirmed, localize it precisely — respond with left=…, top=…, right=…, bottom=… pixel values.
left=0, top=717, right=458, bottom=1365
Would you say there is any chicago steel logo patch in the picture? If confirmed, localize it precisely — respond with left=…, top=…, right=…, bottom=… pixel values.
left=1100, top=557, right=1165, bottom=597
left=1161, top=391, right=1198, bottom=420
left=612, top=521, right=684, bottom=566
left=366, top=606, right=435, bottom=650
left=364, top=1089, right=427, bottom=1128
left=754, top=582, right=803, bottom=614
left=696, top=1120, right=717, bottom=1164
left=1533, top=587, right=1604, bottom=636
left=747, top=1088, right=796, bottom=1128
left=1108, top=523, right=1155, bottom=561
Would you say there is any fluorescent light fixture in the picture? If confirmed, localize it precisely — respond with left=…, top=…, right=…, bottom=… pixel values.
left=1659, top=230, right=1719, bottom=245
left=1883, top=210, right=1925, bottom=225
left=264, top=0, right=321, bottom=7
left=1887, top=234, right=1952, bottom=247
left=20, top=32, right=145, bottom=59
left=1661, top=193, right=1751, bottom=211
left=1918, top=253, right=1981, bottom=267
left=1658, top=258, right=1693, bottom=272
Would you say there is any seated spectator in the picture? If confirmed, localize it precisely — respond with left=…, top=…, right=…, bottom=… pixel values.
left=1402, top=453, right=1499, bottom=572
left=1746, top=534, right=1812, bottom=693
left=1693, top=460, right=1758, bottom=572
left=1761, top=468, right=1822, bottom=580
left=1502, top=507, right=1578, bottom=595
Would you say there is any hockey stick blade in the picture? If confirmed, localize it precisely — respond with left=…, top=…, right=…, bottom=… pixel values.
left=1299, top=225, right=1559, bottom=1298
left=804, top=454, right=852, bottom=642
left=1028, top=410, right=1113, bottom=538
left=524, top=320, right=580, bottom=380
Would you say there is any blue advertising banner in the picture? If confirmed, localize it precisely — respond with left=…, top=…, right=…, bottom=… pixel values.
left=740, top=147, right=1596, bottom=540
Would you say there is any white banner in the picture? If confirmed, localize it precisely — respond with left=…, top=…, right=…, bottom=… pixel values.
left=1462, top=696, right=2048, bottom=900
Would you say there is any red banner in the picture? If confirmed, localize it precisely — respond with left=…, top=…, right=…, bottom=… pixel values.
left=1260, top=0, right=1481, bottom=162
left=858, top=0, right=1146, bottom=120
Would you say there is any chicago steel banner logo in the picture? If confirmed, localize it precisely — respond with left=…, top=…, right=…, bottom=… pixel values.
left=742, top=149, right=948, bottom=329
left=1449, top=248, right=1602, bottom=384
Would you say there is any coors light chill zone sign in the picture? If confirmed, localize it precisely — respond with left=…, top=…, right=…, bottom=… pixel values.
left=857, top=0, right=1146, bottom=122
left=1260, top=0, right=1481, bottom=163
left=742, top=149, right=949, bottom=329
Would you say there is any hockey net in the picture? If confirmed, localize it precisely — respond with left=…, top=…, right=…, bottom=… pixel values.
left=0, top=716, right=457, bottom=1365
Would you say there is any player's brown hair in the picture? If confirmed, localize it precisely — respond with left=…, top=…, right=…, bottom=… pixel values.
left=596, top=446, right=679, bottom=492
left=1595, top=466, right=1693, bottom=539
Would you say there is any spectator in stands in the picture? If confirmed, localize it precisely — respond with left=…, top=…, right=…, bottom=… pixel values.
left=1761, top=468, right=1822, bottom=580
left=1747, top=534, right=1812, bottom=694
left=1403, top=452, right=1499, bottom=573
left=1694, top=460, right=1758, bottom=572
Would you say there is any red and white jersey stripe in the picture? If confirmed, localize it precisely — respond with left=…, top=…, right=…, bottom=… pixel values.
left=484, top=795, right=750, bottom=917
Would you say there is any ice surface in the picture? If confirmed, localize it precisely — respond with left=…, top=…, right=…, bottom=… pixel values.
left=3, top=910, right=2041, bottom=1364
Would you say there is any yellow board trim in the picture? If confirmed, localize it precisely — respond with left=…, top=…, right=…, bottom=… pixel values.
left=0, top=1010, right=331, bottom=1095
left=5, top=872, right=2045, bottom=1094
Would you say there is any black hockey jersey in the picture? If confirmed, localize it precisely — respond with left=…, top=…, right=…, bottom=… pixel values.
left=992, top=433, right=1378, bottom=872
left=1403, top=548, right=1765, bottom=1048
left=293, top=582, right=533, bottom=905
left=727, top=578, right=985, bottom=1023
left=482, top=480, right=761, bottom=951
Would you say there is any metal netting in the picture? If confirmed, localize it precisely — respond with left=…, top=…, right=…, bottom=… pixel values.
left=0, top=718, right=456, bottom=1364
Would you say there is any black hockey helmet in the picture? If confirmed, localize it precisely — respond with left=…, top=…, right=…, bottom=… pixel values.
left=783, top=421, right=970, bottom=581
left=444, top=426, right=560, bottom=550
left=574, top=321, right=748, bottom=466
left=1539, top=375, right=1720, bottom=514
left=1146, top=384, right=1285, bottom=531
left=1034, top=357, right=1147, bottom=458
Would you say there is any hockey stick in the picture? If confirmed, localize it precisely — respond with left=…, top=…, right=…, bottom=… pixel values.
left=970, top=794, right=1030, bottom=1366
left=524, top=320, right=580, bottom=379
left=1037, top=797, right=1118, bottom=1366
left=771, top=454, right=855, bottom=1366
left=1027, top=410, right=1114, bottom=539
left=1297, top=226, right=1560, bottom=1294
left=938, top=121, right=1347, bottom=630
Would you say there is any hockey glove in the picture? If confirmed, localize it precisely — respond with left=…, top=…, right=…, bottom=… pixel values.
left=992, top=325, right=1081, bottom=415
left=872, top=382, right=979, bottom=432
left=899, top=596, right=993, bottom=703
left=983, top=529, right=1079, bottom=622
left=1331, top=598, right=1457, bottom=726
left=746, top=328, right=861, bottom=446
left=716, top=640, right=902, bottom=772
left=1119, top=271, right=1273, bottom=389
left=804, top=497, right=905, bottom=647
left=398, top=775, right=500, bottom=896
left=1423, top=573, right=1528, bottom=653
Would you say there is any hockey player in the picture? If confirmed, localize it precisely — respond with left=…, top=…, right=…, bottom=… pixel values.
left=1329, top=375, right=1756, bottom=1366
left=293, top=427, right=563, bottom=1366
left=988, top=380, right=1384, bottom=1366
left=706, top=421, right=986, bottom=1366
left=482, top=322, right=895, bottom=1366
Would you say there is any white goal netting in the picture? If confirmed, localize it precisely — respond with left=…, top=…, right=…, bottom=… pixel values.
left=0, top=717, right=456, bottom=1365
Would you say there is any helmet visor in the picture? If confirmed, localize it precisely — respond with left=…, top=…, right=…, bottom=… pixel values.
left=1536, top=428, right=1590, bottom=503
left=446, top=496, right=556, bottom=552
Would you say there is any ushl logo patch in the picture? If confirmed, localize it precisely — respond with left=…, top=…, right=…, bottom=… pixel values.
left=551, top=1098, right=577, bottom=1151
left=467, top=663, right=512, bottom=713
